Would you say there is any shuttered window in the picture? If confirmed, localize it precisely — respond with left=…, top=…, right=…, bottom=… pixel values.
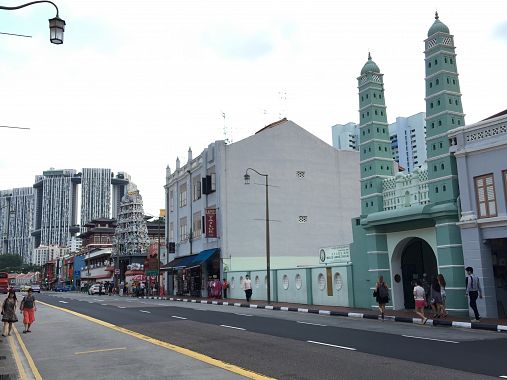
left=474, top=174, right=497, bottom=218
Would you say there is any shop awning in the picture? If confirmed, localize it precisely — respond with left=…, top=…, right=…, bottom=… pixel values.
left=162, top=248, right=219, bottom=270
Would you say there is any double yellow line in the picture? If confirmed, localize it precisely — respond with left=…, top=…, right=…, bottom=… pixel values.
left=8, top=326, right=43, bottom=380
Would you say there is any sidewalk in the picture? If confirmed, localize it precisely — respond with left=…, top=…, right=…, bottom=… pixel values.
left=141, top=294, right=507, bottom=333
left=0, top=335, right=19, bottom=380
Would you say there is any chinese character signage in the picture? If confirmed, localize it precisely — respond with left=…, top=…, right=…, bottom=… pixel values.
left=205, top=208, right=217, bottom=238
left=319, top=245, right=351, bottom=265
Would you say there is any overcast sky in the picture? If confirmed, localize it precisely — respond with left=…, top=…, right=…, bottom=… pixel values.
left=1, top=0, right=506, bottom=216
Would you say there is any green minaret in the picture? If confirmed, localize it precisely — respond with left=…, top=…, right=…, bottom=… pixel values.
left=425, top=12, right=465, bottom=204
left=358, top=53, right=395, bottom=216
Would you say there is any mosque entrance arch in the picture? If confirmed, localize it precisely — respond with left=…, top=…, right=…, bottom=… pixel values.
left=391, top=237, right=437, bottom=310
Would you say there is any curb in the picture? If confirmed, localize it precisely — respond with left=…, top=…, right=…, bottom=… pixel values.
left=141, top=296, right=507, bottom=333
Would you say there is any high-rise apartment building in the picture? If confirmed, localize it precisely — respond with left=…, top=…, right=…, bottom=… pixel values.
left=32, top=169, right=80, bottom=249
left=0, top=187, right=35, bottom=261
left=331, top=122, right=359, bottom=150
left=388, top=112, right=427, bottom=173
left=332, top=112, right=426, bottom=173
left=80, top=168, right=112, bottom=225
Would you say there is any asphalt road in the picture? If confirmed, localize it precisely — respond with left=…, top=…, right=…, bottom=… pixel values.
left=37, top=292, right=507, bottom=379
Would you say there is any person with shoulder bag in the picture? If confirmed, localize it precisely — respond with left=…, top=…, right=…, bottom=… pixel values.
left=373, top=276, right=389, bottom=320
left=20, top=288, right=37, bottom=333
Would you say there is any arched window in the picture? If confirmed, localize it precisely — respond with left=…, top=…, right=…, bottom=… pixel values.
left=436, top=79, right=439, bottom=85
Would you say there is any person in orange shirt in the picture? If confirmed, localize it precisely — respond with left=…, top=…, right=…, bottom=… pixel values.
left=20, top=288, right=37, bottom=333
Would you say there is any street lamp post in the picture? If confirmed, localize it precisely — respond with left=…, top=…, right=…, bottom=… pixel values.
left=0, top=1, right=66, bottom=44
left=243, top=168, right=271, bottom=304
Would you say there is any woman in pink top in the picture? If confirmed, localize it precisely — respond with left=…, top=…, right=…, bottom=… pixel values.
left=413, top=279, right=428, bottom=324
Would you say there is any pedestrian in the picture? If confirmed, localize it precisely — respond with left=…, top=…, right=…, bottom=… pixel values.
left=20, top=288, right=36, bottom=333
left=413, top=280, right=428, bottom=324
left=465, top=266, right=483, bottom=321
left=2, top=290, right=18, bottom=336
left=430, top=277, right=443, bottom=318
left=437, top=274, right=448, bottom=318
left=242, top=275, right=252, bottom=302
left=98, top=283, right=103, bottom=296
left=222, top=278, right=229, bottom=299
left=373, top=276, right=389, bottom=320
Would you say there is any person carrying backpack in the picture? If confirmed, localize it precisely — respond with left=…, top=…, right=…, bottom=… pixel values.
left=373, top=276, right=389, bottom=320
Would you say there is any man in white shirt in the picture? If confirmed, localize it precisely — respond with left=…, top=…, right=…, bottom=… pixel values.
left=243, top=275, right=253, bottom=302
left=465, top=266, right=483, bottom=321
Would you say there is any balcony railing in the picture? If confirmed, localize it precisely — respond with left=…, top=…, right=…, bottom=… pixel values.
left=382, top=166, right=430, bottom=211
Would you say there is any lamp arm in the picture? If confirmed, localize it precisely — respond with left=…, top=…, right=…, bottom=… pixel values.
left=245, top=167, right=267, bottom=178
left=0, top=1, right=59, bottom=17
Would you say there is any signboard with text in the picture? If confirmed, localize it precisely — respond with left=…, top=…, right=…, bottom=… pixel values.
left=319, top=245, right=351, bottom=265
left=205, top=208, right=217, bottom=238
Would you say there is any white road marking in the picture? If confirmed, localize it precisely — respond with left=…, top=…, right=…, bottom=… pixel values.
left=171, top=316, right=187, bottom=320
left=297, top=321, right=327, bottom=327
left=88, top=301, right=94, bottom=304
left=499, top=376, right=507, bottom=379
left=234, top=313, right=253, bottom=317
left=58, top=301, right=68, bottom=304
left=140, top=310, right=151, bottom=313
left=100, top=304, right=108, bottom=306
left=401, top=335, right=459, bottom=344
left=118, top=306, right=126, bottom=309
left=220, top=325, right=246, bottom=331
left=307, top=340, right=356, bottom=351
left=157, top=303, right=166, bottom=306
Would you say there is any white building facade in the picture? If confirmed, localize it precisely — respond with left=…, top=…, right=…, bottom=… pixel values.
left=164, top=119, right=360, bottom=298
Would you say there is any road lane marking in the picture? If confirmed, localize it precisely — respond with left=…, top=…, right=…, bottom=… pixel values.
left=58, top=301, right=69, bottom=304
left=140, top=310, right=151, bottom=313
left=307, top=340, right=356, bottom=351
left=118, top=306, right=127, bottom=309
left=220, top=325, right=246, bottom=331
left=13, top=326, right=43, bottom=380
left=297, top=321, right=327, bottom=327
left=499, top=376, right=507, bottom=378
left=235, top=313, right=253, bottom=317
left=37, top=301, right=273, bottom=380
left=157, top=303, right=166, bottom=306
left=75, top=347, right=127, bottom=355
left=401, top=335, right=459, bottom=344
left=101, top=304, right=109, bottom=306
left=171, top=316, right=187, bottom=320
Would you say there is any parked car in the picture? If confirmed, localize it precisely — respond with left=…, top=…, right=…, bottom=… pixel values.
left=88, top=284, right=104, bottom=295
left=54, top=285, right=70, bottom=292
left=30, top=285, right=41, bottom=293
left=20, top=285, right=30, bottom=292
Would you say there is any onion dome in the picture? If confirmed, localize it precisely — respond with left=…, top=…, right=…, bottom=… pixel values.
left=360, top=52, right=380, bottom=75
left=427, top=11, right=450, bottom=37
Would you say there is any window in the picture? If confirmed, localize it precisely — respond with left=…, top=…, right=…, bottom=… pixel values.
left=475, top=174, right=497, bottom=218
left=179, top=217, right=188, bottom=241
left=179, top=184, right=187, bottom=207
left=193, top=211, right=202, bottom=238
left=298, top=216, right=308, bottom=223
left=295, top=274, right=302, bottom=290
left=169, top=190, right=174, bottom=211
left=436, top=79, right=439, bottom=85
left=192, top=177, right=201, bottom=201
left=504, top=170, right=507, bottom=206
left=210, top=172, right=216, bottom=191
left=169, top=222, right=174, bottom=241
left=296, top=171, right=305, bottom=178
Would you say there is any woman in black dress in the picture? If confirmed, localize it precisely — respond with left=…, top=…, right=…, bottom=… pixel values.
left=2, top=290, right=18, bottom=336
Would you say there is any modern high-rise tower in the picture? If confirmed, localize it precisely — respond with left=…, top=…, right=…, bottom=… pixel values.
left=32, top=169, right=80, bottom=248
left=80, top=168, right=112, bottom=225
left=0, top=188, right=35, bottom=261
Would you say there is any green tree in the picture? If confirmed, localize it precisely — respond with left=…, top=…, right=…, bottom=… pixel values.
left=0, top=254, right=22, bottom=271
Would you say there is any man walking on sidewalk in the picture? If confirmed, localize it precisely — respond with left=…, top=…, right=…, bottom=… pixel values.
left=243, top=275, right=252, bottom=302
left=465, top=266, right=482, bottom=321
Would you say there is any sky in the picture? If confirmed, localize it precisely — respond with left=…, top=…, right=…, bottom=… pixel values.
left=0, top=0, right=506, bottom=216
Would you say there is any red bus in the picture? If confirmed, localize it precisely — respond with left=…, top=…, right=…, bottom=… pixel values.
left=0, top=272, right=9, bottom=294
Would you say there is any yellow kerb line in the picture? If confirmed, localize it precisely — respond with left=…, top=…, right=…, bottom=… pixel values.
left=38, top=300, right=276, bottom=380
left=75, top=347, right=126, bottom=355
left=13, top=326, right=43, bottom=380
left=8, top=333, right=27, bottom=380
